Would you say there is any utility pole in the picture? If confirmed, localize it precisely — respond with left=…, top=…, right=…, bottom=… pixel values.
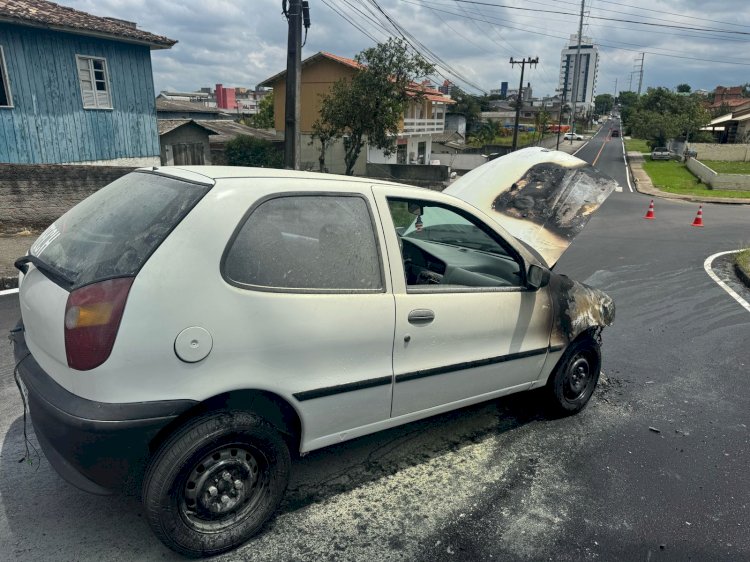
left=282, top=0, right=306, bottom=170
left=556, top=83, right=567, bottom=150
left=568, top=0, right=585, bottom=139
left=635, top=52, right=645, bottom=96
left=509, top=57, right=538, bottom=151
left=613, top=78, right=617, bottom=100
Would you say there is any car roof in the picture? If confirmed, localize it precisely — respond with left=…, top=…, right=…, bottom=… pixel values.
left=139, top=165, right=416, bottom=188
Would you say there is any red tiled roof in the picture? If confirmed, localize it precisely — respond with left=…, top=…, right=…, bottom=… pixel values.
left=710, top=97, right=749, bottom=109
left=0, top=0, right=176, bottom=49
left=259, top=51, right=455, bottom=103
left=320, top=51, right=362, bottom=70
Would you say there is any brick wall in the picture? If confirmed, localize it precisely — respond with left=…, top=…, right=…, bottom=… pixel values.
left=0, top=164, right=134, bottom=232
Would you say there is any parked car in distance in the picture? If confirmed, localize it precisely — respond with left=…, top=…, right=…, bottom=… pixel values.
left=563, top=132, right=583, bottom=140
left=12, top=148, right=617, bottom=557
left=651, top=147, right=671, bottom=160
left=611, top=129, right=620, bottom=137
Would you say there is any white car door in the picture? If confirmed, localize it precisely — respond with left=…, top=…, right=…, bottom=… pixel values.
left=372, top=186, right=553, bottom=418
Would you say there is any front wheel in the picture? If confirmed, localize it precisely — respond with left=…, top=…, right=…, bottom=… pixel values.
left=142, top=410, right=290, bottom=558
left=546, top=337, right=601, bottom=416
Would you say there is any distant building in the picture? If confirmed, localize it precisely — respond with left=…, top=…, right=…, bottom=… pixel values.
left=558, top=34, right=599, bottom=110
left=156, top=99, right=234, bottom=120
left=259, top=51, right=455, bottom=174
left=0, top=0, right=175, bottom=165
left=438, top=79, right=453, bottom=95
left=710, top=85, right=748, bottom=110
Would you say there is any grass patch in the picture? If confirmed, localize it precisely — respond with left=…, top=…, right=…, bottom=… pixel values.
left=624, top=138, right=650, bottom=153
left=700, top=161, right=750, bottom=174
left=641, top=160, right=750, bottom=199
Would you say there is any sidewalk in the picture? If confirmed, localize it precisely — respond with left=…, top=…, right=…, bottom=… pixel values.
left=538, top=135, right=587, bottom=155
left=627, top=152, right=750, bottom=205
left=0, top=232, right=35, bottom=290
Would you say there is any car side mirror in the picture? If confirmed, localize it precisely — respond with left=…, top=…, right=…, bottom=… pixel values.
left=527, top=264, right=551, bottom=290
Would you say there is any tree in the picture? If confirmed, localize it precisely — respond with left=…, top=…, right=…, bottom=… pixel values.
left=627, top=87, right=710, bottom=148
left=310, top=119, right=338, bottom=173
left=594, top=94, right=614, bottom=115
left=449, top=86, right=482, bottom=132
left=534, top=109, right=551, bottom=143
left=676, top=83, right=692, bottom=93
left=313, top=39, right=434, bottom=175
left=225, top=135, right=283, bottom=168
left=247, top=94, right=274, bottom=129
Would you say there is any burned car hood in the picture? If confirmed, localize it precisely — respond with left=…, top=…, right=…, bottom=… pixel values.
left=445, top=147, right=620, bottom=267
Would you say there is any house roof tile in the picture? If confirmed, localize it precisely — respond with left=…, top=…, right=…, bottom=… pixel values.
left=0, top=0, right=176, bottom=48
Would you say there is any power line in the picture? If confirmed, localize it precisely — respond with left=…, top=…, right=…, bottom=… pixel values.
left=448, top=0, right=750, bottom=36
left=400, top=0, right=750, bottom=66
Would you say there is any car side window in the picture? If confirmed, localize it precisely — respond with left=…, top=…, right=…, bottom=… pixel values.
left=387, top=198, right=523, bottom=290
left=224, top=194, right=383, bottom=291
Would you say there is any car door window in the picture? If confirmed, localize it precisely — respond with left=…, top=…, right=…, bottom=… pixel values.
left=223, top=194, right=384, bottom=292
left=388, top=198, right=523, bottom=290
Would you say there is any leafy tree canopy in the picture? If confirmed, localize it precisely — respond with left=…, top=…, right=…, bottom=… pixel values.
left=313, top=38, right=434, bottom=175
left=595, top=94, right=614, bottom=115
left=676, top=83, right=691, bottom=93
left=247, top=94, right=274, bottom=129
left=626, top=87, right=710, bottom=148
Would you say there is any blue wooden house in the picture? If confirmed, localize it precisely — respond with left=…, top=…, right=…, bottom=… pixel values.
left=0, top=0, right=175, bottom=165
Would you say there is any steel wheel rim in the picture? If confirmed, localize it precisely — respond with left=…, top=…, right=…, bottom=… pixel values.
left=563, top=355, right=591, bottom=401
left=178, top=444, right=269, bottom=532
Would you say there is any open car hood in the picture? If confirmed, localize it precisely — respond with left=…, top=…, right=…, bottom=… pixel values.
left=444, top=147, right=620, bottom=267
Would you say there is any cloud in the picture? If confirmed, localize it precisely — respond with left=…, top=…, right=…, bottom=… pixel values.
left=63, top=0, right=750, bottom=97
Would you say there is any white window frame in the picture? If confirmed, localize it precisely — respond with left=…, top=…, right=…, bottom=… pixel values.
left=0, top=46, right=13, bottom=108
left=75, top=54, right=112, bottom=110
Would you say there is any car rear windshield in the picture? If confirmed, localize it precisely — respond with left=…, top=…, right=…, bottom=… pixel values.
left=29, top=171, right=211, bottom=289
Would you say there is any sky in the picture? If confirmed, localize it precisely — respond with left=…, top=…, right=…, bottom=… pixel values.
left=65, top=0, right=750, bottom=98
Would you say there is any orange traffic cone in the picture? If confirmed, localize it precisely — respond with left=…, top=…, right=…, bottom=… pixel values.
left=644, top=199, right=655, bottom=219
left=691, top=205, right=704, bottom=227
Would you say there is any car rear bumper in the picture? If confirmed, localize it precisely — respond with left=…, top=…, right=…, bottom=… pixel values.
left=10, top=321, right=197, bottom=495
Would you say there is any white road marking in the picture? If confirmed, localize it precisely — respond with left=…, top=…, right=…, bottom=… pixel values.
left=0, top=288, right=19, bottom=297
left=572, top=138, right=590, bottom=156
left=704, top=250, right=750, bottom=314
left=620, top=135, right=634, bottom=192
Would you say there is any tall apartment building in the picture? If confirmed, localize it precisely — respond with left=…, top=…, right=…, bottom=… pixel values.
left=558, top=34, right=598, bottom=111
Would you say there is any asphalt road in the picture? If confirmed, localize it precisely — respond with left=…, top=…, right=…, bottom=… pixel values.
left=1, top=168, right=749, bottom=560
left=566, top=117, right=631, bottom=194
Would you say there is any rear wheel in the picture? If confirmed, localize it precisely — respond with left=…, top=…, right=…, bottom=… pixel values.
left=142, top=411, right=290, bottom=557
left=546, top=337, right=601, bottom=416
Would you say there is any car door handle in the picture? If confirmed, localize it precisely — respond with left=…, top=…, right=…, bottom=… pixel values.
left=408, top=309, right=435, bottom=325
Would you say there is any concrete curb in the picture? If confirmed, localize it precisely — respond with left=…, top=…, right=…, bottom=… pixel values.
left=735, top=262, right=750, bottom=290
left=627, top=152, right=750, bottom=205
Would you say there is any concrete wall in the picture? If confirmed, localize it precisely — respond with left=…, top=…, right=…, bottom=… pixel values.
left=300, top=134, right=366, bottom=176
left=431, top=153, right=487, bottom=172
left=0, top=164, right=133, bottom=231
left=365, top=163, right=449, bottom=188
left=688, top=143, right=750, bottom=161
left=687, top=158, right=750, bottom=191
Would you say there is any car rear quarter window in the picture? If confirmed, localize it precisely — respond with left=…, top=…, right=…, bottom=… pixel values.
left=223, top=194, right=383, bottom=292
left=29, top=172, right=211, bottom=289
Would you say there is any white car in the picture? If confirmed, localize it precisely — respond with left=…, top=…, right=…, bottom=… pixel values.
left=12, top=148, right=616, bottom=557
left=563, top=132, right=584, bottom=141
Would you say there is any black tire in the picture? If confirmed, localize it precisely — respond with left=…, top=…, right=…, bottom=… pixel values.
left=546, top=337, right=601, bottom=416
left=142, top=410, right=291, bottom=558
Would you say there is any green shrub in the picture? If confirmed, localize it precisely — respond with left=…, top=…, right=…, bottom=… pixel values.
left=225, top=135, right=283, bottom=168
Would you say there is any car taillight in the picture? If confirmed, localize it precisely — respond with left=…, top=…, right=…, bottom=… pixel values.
left=64, top=277, right=135, bottom=371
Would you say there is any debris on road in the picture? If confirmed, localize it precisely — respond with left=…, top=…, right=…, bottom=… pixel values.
left=648, top=427, right=661, bottom=434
